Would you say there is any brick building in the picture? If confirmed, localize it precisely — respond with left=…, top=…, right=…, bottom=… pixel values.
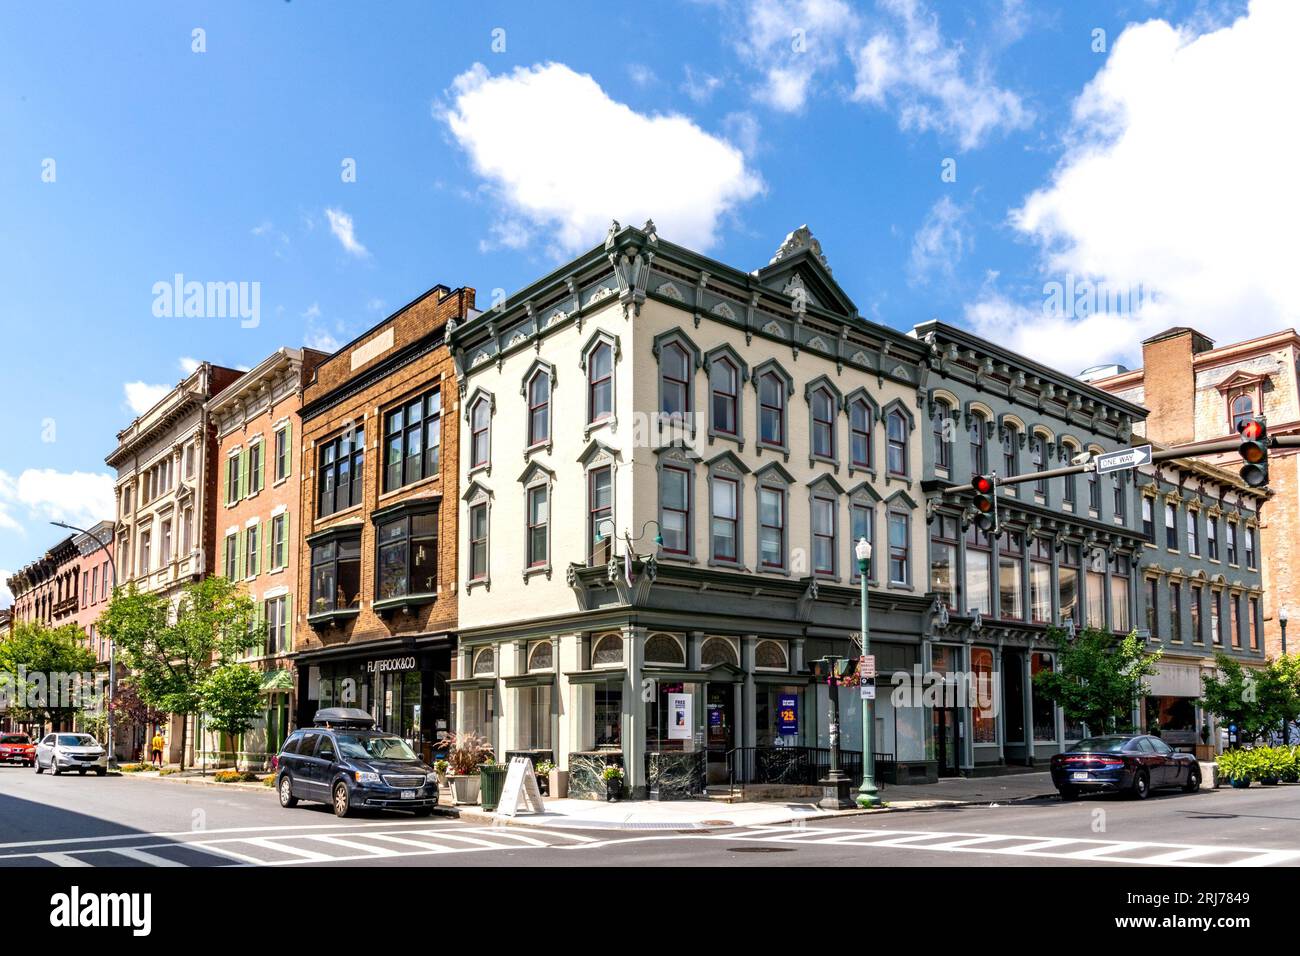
left=71, top=520, right=115, bottom=664
left=1094, top=328, right=1300, bottom=658
left=294, top=283, right=474, bottom=762
left=206, top=347, right=329, bottom=768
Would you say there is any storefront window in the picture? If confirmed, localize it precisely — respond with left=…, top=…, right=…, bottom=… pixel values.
left=1085, top=548, right=1106, bottom=629
left=515, top=685, right=552, bottom=750
left=930, top=515, right=958, bottom=608
left=1030, top=535, right=1052, bottom=624
left=1059, top=544, right=1080, bottom=625
left=463, top=687, right=494, bottom=741
left=755, top=685, right=802, bottom=747
left=310, top=536, right=361, bottom=614
left=646, top=680, right=702, bottom=752
left=1110, top=553, right=1131, bottom=633
left=594, top=679, right=622, bottom=748
left=964, top=525, right=991, bottom=615
left=998, top=531, right=1023, bottom=621
left=971, top=647, right=996, bottom=744
left=1030, top=652, right=1056, bottom=742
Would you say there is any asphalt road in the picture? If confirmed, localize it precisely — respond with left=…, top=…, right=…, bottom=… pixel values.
left=2, top=765, right=1299, bottom=868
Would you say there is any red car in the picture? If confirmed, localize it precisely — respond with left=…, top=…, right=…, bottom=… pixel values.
left=0, top=733, right=36, bottom=767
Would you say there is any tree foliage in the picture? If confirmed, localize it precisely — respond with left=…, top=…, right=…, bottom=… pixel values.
left=200, top=663, right=264, bottom=744
left=97, top=577, right=263, bottom=768
left=0, top=621, right=98, bottom=727
left=1200, top=653, right=1300, bottom=745
left=1033, top=627, right=1163, bottom=735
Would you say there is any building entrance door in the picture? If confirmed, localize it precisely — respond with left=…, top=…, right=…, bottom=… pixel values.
left=705, top=684, right=734, bottom=784
left=933, top=706, right=960, bottom=777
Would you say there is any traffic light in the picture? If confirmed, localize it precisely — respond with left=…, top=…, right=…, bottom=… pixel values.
left=972, top=474, right=998, bottom=533
left=1238, top=418, right=1270, bottom=487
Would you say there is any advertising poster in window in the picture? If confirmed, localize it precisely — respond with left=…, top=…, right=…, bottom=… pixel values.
left=777, top=694, right=798, bottom=735
left=668, top=693, right=692, bottom=740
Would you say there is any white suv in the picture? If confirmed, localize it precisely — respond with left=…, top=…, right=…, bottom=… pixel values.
left=34, top=733, right=108, bottom=776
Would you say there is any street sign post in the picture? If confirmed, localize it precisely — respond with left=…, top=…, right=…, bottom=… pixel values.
left=1095, top=444, right=1153, bottom=475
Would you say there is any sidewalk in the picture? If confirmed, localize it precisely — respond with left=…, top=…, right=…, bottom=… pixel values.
left=117, top=767, right=275, bottom=794
left=449, top=772, right=1059, bottom=830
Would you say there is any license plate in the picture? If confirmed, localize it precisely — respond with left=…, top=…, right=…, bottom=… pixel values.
left=401, top=790, right=415, bottom=800
left=1071, top=772, right=1089, bottom=781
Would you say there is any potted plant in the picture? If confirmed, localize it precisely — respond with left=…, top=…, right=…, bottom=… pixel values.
left=1216, top=749, right=1252, bottom=789
left=433, top=759, right=449, bottom=788
left=534, top=760, right=554, bottom=797
left=435, top=731, right=493, bottom=805
left=602, top=764, right=625, bottom=802
left=1285, top=747, right=1300, bottom=783
left=1257, top=747, right=1284, bottom=786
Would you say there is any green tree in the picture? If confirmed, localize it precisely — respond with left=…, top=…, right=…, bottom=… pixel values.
left=1033, top=627, right=1163, bottom=735
left=98, top=577, right=262, bottom=769
left=200, top=663, right=264, bottom=768
left=0, top=621, right=98, bottom=731
left=1200, top=653, right=1300, bottom=745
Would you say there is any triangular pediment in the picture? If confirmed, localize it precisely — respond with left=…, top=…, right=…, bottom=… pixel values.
left=754, top=227, right=857, bottom=318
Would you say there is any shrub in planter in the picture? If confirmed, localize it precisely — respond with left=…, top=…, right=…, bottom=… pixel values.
left=602, top=764, right=625, bottom=802
left=534, top=760, right=554, bottom=796
left=1257, top=746, right=1288, bottom=785
left=1216, top=749, right=1252, bottom=788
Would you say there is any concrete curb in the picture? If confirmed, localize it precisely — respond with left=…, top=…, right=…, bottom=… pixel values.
left=119, top=771, right=276, bottom=794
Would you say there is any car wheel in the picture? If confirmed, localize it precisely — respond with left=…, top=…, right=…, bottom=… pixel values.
left=95, top=768, right=107, bottom=776
left=1183, top=767, right=1201, bottom=793
left=1132, top=769, right=1150, bottom=800
left=278, top=775, right=298, bottom=808
left=34, top=759, right=43, bottom=774
left=332, top=781, right=352, bottom=818
left=1058, top=786, right=1080, bottom=802
left=51, top=761, right=62, bottom=776
left=412, top=806, right=434, bottom=817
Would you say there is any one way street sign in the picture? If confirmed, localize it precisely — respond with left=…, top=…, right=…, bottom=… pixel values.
left=1096, top=444, right=1153, bottom=474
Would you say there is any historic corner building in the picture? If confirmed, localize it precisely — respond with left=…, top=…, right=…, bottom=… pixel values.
left=912, top=321, right=1264, bottom=776
left=205, top=346, right=329, bottom=769
left=1093, top=327, right=1296, bottom=660
left=448, top=222, right=938, bottom=799
left=106, top=360, right=244, bottom=764
left=292, top=284, right=474, bottom=763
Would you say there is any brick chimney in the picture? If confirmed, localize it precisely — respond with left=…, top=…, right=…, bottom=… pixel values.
left=1139, top=328, right=1214, bottom=445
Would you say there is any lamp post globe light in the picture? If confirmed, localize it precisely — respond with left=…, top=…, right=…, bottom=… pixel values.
left=855, top=537, right=881, bottom=809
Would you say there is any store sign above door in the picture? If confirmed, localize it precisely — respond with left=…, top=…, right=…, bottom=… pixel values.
left=1095, top=444, right=1152, bottom=474
left=367, top=656, right=417, bottom=673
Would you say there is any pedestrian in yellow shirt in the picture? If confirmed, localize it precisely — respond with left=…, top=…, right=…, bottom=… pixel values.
left=150, top=731, right=165, bottom=768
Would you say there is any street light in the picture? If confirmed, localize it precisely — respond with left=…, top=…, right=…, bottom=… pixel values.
left=1281, top=607, right=1290, bottom=745
left=855, top=538, right=881, bottom=809
left=50, top=521, right=117, bottom=771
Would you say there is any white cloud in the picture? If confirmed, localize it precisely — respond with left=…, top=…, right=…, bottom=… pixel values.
left=738, top=0, right=859, bottom=112
left=849, top=0, right=1033, bottom=150
left=0, top=469, right=115, bottom=535
left=305, top=329, right=342, bottom=353
left=123, top=381, right=170, bottom=416
left=682, top=66, right=724, bottom=103
left=301, top=303, right=321, bottom=320
left=994, top=0, right=1300, bottom=369
left=325, top=207, right=369, bottom=258
left=722, top=111, right=763, bottom=158
left=627, top=63, right=658, bottom=87
left=178, top=357, right=199, bottom=376
left=442, top=62, right=764, bottom=254
left=909, top=195, right=968, bottom=281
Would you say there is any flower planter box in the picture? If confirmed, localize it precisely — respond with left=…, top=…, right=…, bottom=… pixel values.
left=548, top=768, right=568, bottom=799
left=448, top=774, right=482, bottom=805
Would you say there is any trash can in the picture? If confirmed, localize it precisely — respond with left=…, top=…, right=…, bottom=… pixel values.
left=479, top=764, right=509, bottom=811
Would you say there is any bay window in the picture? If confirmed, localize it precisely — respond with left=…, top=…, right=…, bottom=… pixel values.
left=309, top=536, right=361, bottom=615
left=376, top=510, right=438, bottom=600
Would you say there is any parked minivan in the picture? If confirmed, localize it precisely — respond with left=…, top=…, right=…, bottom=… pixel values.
left=275, top=708, right=438, bottom=818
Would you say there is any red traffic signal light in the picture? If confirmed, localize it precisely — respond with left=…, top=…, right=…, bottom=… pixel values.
left=1237, top=417, right=1270, bottom=487
left=972, top=474, right=998, bottom=531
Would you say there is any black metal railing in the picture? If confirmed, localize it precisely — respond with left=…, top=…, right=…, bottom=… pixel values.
left=726, top=746, right=895, bottom=799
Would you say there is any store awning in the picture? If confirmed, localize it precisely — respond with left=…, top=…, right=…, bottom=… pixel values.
left=259, top=669, right=295, bottom=693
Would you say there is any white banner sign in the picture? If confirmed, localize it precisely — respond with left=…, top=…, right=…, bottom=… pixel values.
left=668, top=693, right=693, bottom=740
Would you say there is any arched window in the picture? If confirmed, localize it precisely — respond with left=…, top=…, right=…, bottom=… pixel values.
left=811, top=387, right=835, bottom=459
left=472, top=647, right=495, bottom=675
left=1231, top=392, right=1254, bottom=432
left=932, top=401, right=951, bottom=470
left=701, top=636, right=739, bottom=667
left=969, top=412, right=987, bottom=474
left=661, top=343, right=689, bottom=419
left=754, top=639, right=789, bottom=671
left=758, top=372, right=785, bottom=447
left=527, top=641, right=553, bottom=671
left=527, top=371, right=550, bottom=447
left=592, top=633, right=624, bottom=666
left=644, top=633, right=686, bottom=666
left=470, top=398, right=491, bottom=469
left=1061, top=441, right=1078, bottom=506
left=850, top=400, right=872, bottom=469
left=710, top=358, right=738, bottom=436
left=887, top=411, right=908, bottom=476
left=588, top=342, right=613, bottom=424
left=1002, top=425, right=1019, bottom=478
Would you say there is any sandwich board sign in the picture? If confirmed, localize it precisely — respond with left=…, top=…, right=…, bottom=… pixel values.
left=496, top=757, right=546, bottom=817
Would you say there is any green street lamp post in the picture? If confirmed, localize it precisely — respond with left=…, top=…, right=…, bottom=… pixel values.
left=855, top=537, right=881, bottom=808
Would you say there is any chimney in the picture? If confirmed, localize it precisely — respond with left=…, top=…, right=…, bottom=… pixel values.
left=1139, top=328, right=1213, bottom=445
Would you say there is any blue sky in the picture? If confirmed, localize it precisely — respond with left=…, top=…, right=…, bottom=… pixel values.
left=3, top=0, right=1293, bottom=598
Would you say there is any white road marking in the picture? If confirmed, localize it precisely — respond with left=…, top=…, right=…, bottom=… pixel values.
left=241, top=838, right=335, bottom=862
left=37, top=852, right=91, bottom=867
left=110, top=847, right=186, bottom=867
left=302, top=835, right=398, bottom=856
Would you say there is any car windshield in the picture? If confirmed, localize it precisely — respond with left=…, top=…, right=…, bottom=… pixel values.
left=1, top=735, right=30, bottom=744
left=1073, top=737, right=1128, bottom=753
left=335, top=734, right=418, bottom=761
left=57, top=735, right=97, bottom=747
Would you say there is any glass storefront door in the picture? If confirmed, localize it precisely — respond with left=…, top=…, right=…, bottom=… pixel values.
left=705, top=683, right=735, bottom=782
left=933, top=706, right=960, bottom=777
left=372, top=669, right=422, bottom=750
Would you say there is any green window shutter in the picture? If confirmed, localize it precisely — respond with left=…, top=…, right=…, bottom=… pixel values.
left=237, top=529, right=246, bottom=580
left=239, top=449, right=248, bottom=499
left=285, top=422, right=293, bottom=478
left=283, top=512, right=290, bottom=570
left=285, top=592, right=294, bottom=653
left=264, top=518, right=272, bottom=571
left=222, top=457, right=230, bottom=507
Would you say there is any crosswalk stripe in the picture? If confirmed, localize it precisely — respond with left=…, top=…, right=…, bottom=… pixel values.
left=409, top=831, right=518, bottom=850
left=111, top=847, right=186, bottom=867
left=363, top=834, right=455, bottom=852
left=38, top=852, right=91, bottom=867
left=302, top=835, right=398, bottom=856
left=1226, top=850, right=1300, bottom=867
left=242, top=838, right=335, bottom=862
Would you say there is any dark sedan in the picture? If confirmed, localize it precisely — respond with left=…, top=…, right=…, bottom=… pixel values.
left=1050, top=734, right=1201, bottom=800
